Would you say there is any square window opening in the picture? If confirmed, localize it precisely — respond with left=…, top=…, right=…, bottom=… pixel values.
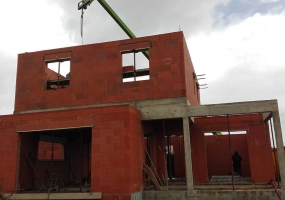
left=38, top=141, right=64, bottom=161
left=46, top=59, right=70, bottom=90
left=122, top=50, right=150, bottom=82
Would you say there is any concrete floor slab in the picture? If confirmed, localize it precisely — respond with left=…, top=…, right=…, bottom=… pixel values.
left=143, top=190, right=281, bottom=200
left=10, top=192, right=102, bottom=200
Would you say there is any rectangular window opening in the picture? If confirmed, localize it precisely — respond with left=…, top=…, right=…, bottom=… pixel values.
left=122, top=50, right=150, bottom=82
left=38, top=141, right=64, bottom=161
left=204, top=131, right=247, bottom=136
left=46, top=59, right=70, bottom=90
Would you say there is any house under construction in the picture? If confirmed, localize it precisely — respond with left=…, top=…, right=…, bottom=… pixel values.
left=0, top=31, right=284, bottom=200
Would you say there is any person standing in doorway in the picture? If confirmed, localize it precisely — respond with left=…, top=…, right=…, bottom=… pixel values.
left=232, top=151, right=242, bottom=175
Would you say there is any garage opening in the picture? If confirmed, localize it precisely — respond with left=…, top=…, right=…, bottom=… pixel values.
left=17, top=127, right=92, bottom=193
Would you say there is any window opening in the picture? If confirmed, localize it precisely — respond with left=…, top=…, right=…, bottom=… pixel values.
left=46, top=59, right=70, bottom=90
left=38, top=141, right=64, bottom=160
left=37, top=134, right=66, bottom=160
left=204, top=131, right=247, bottom=136
left=122, top=50, right=149, bottom=82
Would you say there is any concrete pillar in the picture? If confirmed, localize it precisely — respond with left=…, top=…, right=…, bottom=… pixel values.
left=272, top=110, right=285, bottom=189
left=183, top=117, right=194, bottom=191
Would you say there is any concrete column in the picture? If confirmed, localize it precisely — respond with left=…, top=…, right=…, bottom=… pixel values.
left=272, top=110, right=285, bottom=189
left=183, top=117, right=194, bottom=191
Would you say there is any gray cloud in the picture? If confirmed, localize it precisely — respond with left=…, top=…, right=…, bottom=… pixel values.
left=200, top=63, right=285, bottom=131
left=50, top=0, right=230, bottom=44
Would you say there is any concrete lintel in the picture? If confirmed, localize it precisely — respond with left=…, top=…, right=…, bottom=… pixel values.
left=140, top=103, right=187, bottom=120
left=134, top=97, right=188, bottom=108
left=137, top=97, right=188, bottom=120
left=14, top=97, right=188, bottom=116
left=10, top=192, right=102, bottom=200
left=187, top=99, right=278, bottom=117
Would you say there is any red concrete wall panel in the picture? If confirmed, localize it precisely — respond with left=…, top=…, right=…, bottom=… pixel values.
left=172, top=136, right=185, bottom=178
left=0, top=105, right=143, bottom=196
left=190, top=124, right=208, bottom=184
left=195, top=114, right=274, bottom=183
left=154, top=132, right=166, bottom=182
left=91, top=105, right=143, bottom=195
left=205, top=135, right=251, bottom=177
left=195, top=115, right=264, bottom=132
left=247, top=124, right=275, bottom=182
left=14, top=32, right=198, bottom=113
left=128, top=106, right=144, bottom=192
left=0, top=117, right=18, bottom=193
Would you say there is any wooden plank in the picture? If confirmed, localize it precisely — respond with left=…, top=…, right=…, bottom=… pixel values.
left=143, top=163, right=162, bottom=190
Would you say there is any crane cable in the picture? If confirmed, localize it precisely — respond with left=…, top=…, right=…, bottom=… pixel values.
left=80, top=8, right=84, bottom=45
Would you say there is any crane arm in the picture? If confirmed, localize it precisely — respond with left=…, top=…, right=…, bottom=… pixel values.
left=98, top=0, right=149, bottom=59
left=78, top=0, right=149, bottom=59
left=97, top=0, right=136, bottom=39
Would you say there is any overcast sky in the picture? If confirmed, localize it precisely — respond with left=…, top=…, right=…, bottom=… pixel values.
left=0, top=0, right=285, bottom=142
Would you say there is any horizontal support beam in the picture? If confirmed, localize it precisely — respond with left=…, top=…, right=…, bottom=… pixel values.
left=187, top=100, right=278, bottom=117
left=139, top=99, right=279, bottom=120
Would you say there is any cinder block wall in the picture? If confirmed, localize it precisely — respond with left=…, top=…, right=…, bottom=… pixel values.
left=14, top=32, right=199, bottom=113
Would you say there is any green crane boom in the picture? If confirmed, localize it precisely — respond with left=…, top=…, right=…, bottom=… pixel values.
left=78, top=0, right=149, bottom=59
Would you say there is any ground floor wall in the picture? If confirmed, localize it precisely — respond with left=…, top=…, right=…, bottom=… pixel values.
left=0, top=104, right=144, bottom=200
left=0, top=108, right=278, bottom=197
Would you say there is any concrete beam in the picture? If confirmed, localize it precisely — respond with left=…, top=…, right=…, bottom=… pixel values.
left=136, top=97, right=188, bottom=120
left=187, top=100, right=278, bottom=117
left=139, top=99, right=279, bottom=120
left=15, top=97, right=189, bottom=120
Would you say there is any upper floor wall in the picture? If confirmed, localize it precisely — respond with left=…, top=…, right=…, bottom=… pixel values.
left=14, top=31, right=200, bottom=113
